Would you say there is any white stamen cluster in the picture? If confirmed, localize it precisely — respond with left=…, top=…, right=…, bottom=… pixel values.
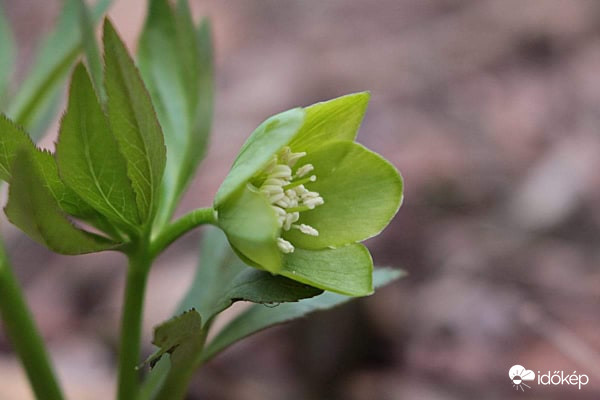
left=258, top=147, right=324, bottom=254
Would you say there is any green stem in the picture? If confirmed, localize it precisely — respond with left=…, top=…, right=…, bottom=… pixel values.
left=117, top=239, right=152, bottom=400
left=149, top=207, right=215, bottom=258
left=0, top=240, right=64, bottom=400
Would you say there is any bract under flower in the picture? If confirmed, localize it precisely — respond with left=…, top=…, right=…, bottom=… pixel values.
left=214, top=92, right=403, bottom=296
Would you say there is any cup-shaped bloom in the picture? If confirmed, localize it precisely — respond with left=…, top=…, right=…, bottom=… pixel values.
left=214, top=92, right=403, bottom=296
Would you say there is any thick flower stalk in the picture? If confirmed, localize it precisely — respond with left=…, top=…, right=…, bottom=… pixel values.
left=214, top=92, right=403, bottom=296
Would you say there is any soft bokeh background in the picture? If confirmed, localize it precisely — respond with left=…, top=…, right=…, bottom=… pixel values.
left=2, top=0, right=600, bottom=399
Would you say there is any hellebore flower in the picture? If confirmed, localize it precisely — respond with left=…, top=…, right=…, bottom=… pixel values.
left=214, top=92, right=403, bottom=296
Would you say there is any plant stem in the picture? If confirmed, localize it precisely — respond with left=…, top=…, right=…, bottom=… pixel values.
left=117, top=239, right=152, bottom=400
left=117, top=208, right=216, bottom=399
left=0, top=240, right=64, bottom=400
left=149, top=207, right=215, bottom=258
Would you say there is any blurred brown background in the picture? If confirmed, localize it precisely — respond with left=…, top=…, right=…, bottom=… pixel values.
left=2, top=0, right=600, bottom=399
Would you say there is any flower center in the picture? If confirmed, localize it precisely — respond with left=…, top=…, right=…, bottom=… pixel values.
left=256, top=146, right=324, bottom=254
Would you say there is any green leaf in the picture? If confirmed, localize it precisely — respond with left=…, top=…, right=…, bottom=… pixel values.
left=76, top=0, right=105, bottom=101
left=137, top=354, right=170, bottom=400
left=288, top=92, right=370, bottom=153
left=0, top=114, right=98, bottom=219
left=0, top=114, right=119, bottom=239
left=103, top=19, right=166, bottom=224
left=203, top=267, right=405, bottom=362
left=283, top=141, right=403, bottom=249
left=143, top=309, right=202, bottom=369
left=186, top=16, right=214, bottom=174
left=216, top=184, right=282, bottom=273
left=281, top=243, right=373, bottom=296
left=138, top=227, right=233, bottom=400
left=33, top=149, right=98, bottom=219
left=140, top=226, right=321, bottom=399
left=0, top=114, right=35, bottom=182
left=176, top=226, right=248, bottom=316
left=0, top=4, right=15, bottom=103
left=139, top=0, right=214, bottom=228
left=200, top=268, right=322, bottom=322
left=178, top=237, right=322, bottom=325
left=144, top=310, right=205, bottom=400
left=214, top=108, right=305, bottom=206
left=6, top=0, right=112, bottom=139
left=4, top=150, right=117, bottom=254
left=55, top=63, right=140, bottom=234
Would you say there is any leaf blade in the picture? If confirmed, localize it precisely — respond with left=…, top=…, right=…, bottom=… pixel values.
left=0, top=114, right=35, bottom=182
left=76, top=0, right=105, bottom=101
left=4, top=150, right=117, bottom=254
left=139, top=0, right=215, bottom=228
left=6, top=0, right=112, bottom=139
left=203, top=268, right=405, bottom=362
left=0, top=4, right=15, bottom=103
left=143, top=309, right=203, bottom=369
left=56, top=63, right=140, bottom=233
left=103, top=19, right=166, bottom=224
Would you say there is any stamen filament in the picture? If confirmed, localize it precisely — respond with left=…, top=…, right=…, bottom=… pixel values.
left=285, top=205, right=313, bottom=213
left=283, top=175, right=316, bottom=190
left=256, top=146, right=324, bottom=253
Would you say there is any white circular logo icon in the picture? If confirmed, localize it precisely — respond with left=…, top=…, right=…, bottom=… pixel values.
left=509, top=365, right=535, bottom=391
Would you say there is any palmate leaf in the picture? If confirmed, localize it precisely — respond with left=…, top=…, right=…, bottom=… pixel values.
left=6, top=0, right=112, bottom=139
left=103, top=20, right=166, bottom=225
left=0, top=114, right=122, bottom=240
left=55, top=63, right=140, bottom=235
left=0, top=114, right=97, bottom=217
left=138, top=0, right=215, bottom=228
left=139, top=227, right=323, bottom=399
left=202, top=267, right=405, bottom=362
left=4, top=150, right=117, bottom=254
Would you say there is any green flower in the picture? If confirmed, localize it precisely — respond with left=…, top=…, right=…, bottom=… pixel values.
left=214, top=92, right=403, bottom=296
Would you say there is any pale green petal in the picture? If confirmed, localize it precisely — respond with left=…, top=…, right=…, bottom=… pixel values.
left=214, top=108, right=304, bottom=206
left=288, top=92, right=369, bottom=153
left=283, top=141, right=403, bottom=249
left=216, top=184, right=282, bottom=273
left=280, top=243, right=373, bottom=296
